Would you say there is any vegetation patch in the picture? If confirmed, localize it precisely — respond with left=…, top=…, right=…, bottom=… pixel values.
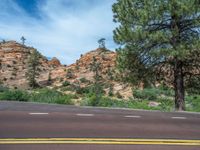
left=0, top=88, right=74, bottom=105
left=0, top=86, right=199, bottom=112
left=185, top=95, right=200, bottom=112
left=133, top=87, right=174, bottom=101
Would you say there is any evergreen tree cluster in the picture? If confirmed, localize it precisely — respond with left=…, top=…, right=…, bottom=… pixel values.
left=112, top=0, right=200, bottom=111
left=26, top=49, right=41, bottom=88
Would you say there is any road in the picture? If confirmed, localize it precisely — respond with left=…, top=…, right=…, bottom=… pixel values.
left=0, top=101, right=200, bottom=150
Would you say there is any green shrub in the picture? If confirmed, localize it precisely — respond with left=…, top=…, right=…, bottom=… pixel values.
left=62, top=81, right=70, bottom=87
left=71, top=84, right=84, bottom=94
left=81, top=95, right=113, bottom=107
left=158, top=99, right=174, bottom=112
left=0, top=85, right=9, bottom=92
left=81, top=95, right=153, bottom=110
left=80, top=93, right=176, bottom=111
left=127, top=100, right=152, bottom=110
left=79, top=77, right=88, bottom=83
left=0, top=88, right=74, bottom=105
left=0, top=90, right=29, bottom=101
left=29, top=89, right=73, bottom=105
left=82, top=94, right=98, bottom=106
left=186, top=95, right=200, bottom=112
left=60, top=86, right=73, bottom=92
left=157, top=86, right=174, bottom=97
left=55, top=94, right=75, bottom=104
left=97, top=97, right=114, bottom=107
left=98, top=97, right=128, bottom=108
left=133, top=88, right=158, bottom=100
left=108, top=86, right=114, bottom=97
left=186, top=76, right=200, bottom=94
left=133, top=88, right=174, bottom=101
left=72, top=85, right=96, bottom=95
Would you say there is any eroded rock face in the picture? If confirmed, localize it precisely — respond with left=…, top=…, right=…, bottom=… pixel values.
left=58, top=48, right=133, bottom=99
left=0, top=41, right=59, bottom=89
left=0, top=41, right=133, bottom=98
left=48, top=57, right=61, bottom=67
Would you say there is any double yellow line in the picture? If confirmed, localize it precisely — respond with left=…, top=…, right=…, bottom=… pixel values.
left=0, top=138, right=200, bottom=145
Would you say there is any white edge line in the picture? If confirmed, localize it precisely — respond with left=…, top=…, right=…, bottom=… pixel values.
left=76, top=114, right=94, bottom=117
left=171, top=117, right=186, bottom=119
left=29, top=113, right=49, bottom=115
left=124, top=115, right=141, bottom=118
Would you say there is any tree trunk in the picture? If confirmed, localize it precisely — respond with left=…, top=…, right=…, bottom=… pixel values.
left=174, top=59, right=185, bottom=111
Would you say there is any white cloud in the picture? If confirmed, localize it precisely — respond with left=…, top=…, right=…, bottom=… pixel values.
left=0, top=0, right=117, bottom=64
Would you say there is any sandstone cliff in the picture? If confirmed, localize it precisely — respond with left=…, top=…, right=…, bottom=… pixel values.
left=0, top=41, right=61, bottom=89
left=0, top=41, right=132, bottom=98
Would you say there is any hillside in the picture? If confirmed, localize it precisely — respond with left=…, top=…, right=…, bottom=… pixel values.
left=0, top=41, right=61, bottom=89
left=58, top=48, right=132, bottom=98
left=0, top=41, right=132, bottom=99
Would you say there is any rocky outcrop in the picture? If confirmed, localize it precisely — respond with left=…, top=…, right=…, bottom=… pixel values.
left=57, top=48, right=133, bottom=99
left=0, top=41, right=133, bottom=98
left=48, top=57, right=61, bottom=67
left=0, top=41, right=59, bottom=89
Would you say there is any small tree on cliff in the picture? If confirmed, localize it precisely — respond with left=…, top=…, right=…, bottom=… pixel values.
left=21, top=36, right=26, bottom=45
left=98, top=38, right=106, bottom=49
left=26, top=49, right=40, bottom=88
left=113, top=0, right=200, bottom=111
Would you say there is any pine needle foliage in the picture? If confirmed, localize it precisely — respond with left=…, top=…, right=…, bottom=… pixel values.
left=113, top=0, right=200, bottom=111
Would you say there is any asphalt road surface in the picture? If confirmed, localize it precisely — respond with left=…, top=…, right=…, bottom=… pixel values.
left=0, top=101, right=200, bottom=150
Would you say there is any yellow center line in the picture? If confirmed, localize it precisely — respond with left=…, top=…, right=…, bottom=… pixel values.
left=0, top=138, right=200, bottom=146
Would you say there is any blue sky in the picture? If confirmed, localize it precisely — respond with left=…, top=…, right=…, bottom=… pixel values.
left=0, top=0, right=117, bottom=64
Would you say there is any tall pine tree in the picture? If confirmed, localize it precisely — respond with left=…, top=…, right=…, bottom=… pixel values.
left=90, top=56, right=103, bottom=106
left=26, top=49, right=40, bottom=88
left=113, top=0, right=200, bottom=111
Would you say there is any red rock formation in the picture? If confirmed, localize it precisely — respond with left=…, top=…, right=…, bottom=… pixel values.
left=0, top=41, right=56, bottom=88
left=48, top=57, right=61, bottom=67
left=0, top=41, right=133, bottom=98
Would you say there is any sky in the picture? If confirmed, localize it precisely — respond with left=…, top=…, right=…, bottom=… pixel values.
left=0, top=0, right=118, bottom=64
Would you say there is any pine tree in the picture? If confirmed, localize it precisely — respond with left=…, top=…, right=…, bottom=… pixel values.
left=26, top=49, right=40, bottom=88
left=113, top=0, right=200, bottom=111
left=21, top=36, right=26, bottom=45
left=90, top=56, right=103, bottom=105
left=98, top=38, right=106, bottom=49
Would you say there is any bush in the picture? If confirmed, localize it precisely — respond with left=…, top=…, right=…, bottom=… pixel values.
left=133, top=87, right=174, bottom=101
left=186, top=95, right=200, bottom=112
left=82, top=94, right=98, bottom=106
left=133, top=88, right=158, bottom=100
left=72, top=85, right=98, bottom=95
left=55, top=94, right=75, bottom=104
left=127, top=99, right=152, bottom=110
left=81, top=96, right=156, bottom=110
left=71, top=84, right=85, bottom=94
left=29, top=88, right=73, bottom=105
left=62, top=81, right=70, bottom=87
left=186, top=76, right=200, bottom=94
left=81, top=95, right=114, bottom=107
left=0, top=90, right=29, bottom=101
left=79, top=77, right=88, bottom=83
left=0, top=88, right=74, bottom=105
left=158, top=99, right=174, bottom=112
left=0, top=85, right=9, bottom=92
left=98, top=97, right=128, bottom=108
left=157, top=85, right=174, bottom=97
